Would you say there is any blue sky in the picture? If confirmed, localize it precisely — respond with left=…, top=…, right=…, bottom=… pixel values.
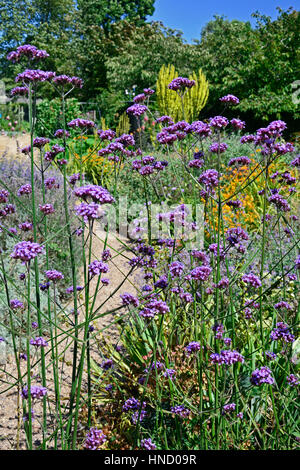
left=148, top=0, right=298, bottom=42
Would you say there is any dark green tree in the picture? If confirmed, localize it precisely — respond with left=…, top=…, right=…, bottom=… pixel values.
left=105, top=20, right=202, bottom=93
left=196, top=8, right=300, bottom=122
left=76, top=0, right=155, bottom=35
left=0, top=0, right=78, bottom=93
left=74, top=0, right=156, bottom=100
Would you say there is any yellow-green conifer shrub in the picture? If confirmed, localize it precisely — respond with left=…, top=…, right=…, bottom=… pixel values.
left=156, top=64, right=181, bottom=121
left=156, top=64, right=209, bottom=122
left=116, top=111, right=130, bottom=136
left=185, top=69, right=209, bottom=122
left=100, top=117, right=109, bottom=131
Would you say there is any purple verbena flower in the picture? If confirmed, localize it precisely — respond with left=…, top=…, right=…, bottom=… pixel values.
left=44, top=270, right=64, bottom=282
left=84, top=428, right=106, bottom=450
left=219, top=94, right=239, bottom=105
left=21, top=385, right=47, bottom=399
left=140, top=438, right=156, bottom=450
left=30, top=337, right=48, bottom=348
left=88, top=260, right=109, bottom=277
left=17, top=184, right=32, bottom=196
left=210, top=349, right=244, bottom=365
left=168, top=77, right=195, bottom=92
left=250, top=367, right=274, bottom=386
left=286, top=374, right=299, bottom=387
left=11, top=241, right=43, bottom=262
left=223, top=403, right=236, bottom=414
left=171, top=405, right=191, bottom=418
left=10, top=299, right=24, bottom=310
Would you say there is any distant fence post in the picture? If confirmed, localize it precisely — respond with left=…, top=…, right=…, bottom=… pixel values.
left=0, top=80, right=8, bottom=105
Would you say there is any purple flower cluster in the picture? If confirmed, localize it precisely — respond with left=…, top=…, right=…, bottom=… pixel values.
left=169, top=261, right=184, bottom=277
left=126, top=104, right=148, bottom=116
left=115, top=133, right=135, bottom=147
left=11, top=86, right=29, bottom=96
left=0, top=203, right=16, bottom=218
left=17, top=184, right=32, bottom=196
left=44, top=144, right=65, bottom=162
left=156, top=115, right=174, bottom=125
left=39, top=203, right=55, bottom=215
left=74, top=202, right=101, bottom=221
left=74, top=184, right=114, bottom=204
left=7, top=45, right=49, bottom=62
left=44, top=270, right=64, bottom=281
left=68, top=173, right=81, bottom=185
left=190, top=265, right=212, bottom=281
left=140, top=438, right=156, bottom=450
left=274, top=301, right=292, bottom=310
left=270, top=322, right=295, bottom=343
left=230, top=118, right=245, bottom=130
left=33, top=137, right=50, bottom=148
left=212, top=323, right=225, bottom=339
left=291, top=155, right=300, bottom=167
left=209, top=115, right=228, bottom=129
left=88, top=260, right=109, bottom=277
left=265, top=351, right=277, bottom=362
left=198, top=169, right=219, bottom=190
left=84, top=428, right=107, bottom=450
left=66, top=285, right=83, bottom=294
left=255, top=120, right=287, bottom=145
left=188, top=158, right=204, bottom=168
left=44, top=177, right=59, bottom=190
left=19, top=221, right=33, bottom=232
left=53, top=75, right=83, bottom=88
left=190, top=121, right=211, bottom=138
left=163, top=369, right=176, bottom=380
left=219, top=94, right=239, bottom=105
left=240, top=134, right=256, bottom=144
left=11, top=241, right=43, bottom=262
left=101, top=249, right=111, bottom=262
left=286, top=374, right=299, bottom=387
left=223, top=403, right=236, bottom=414
left=68, top=119, right=95, bottom=129
left=0, top=189, right=9, bottom=203
left=242, top=273, right=261, bottom=289
left=268, top=193, right=291, bottom=212
left=97, top=129, right=116, bottom=141
left=131, top=409, right=147, bottom=424
left=139, top=299, right=170, bottom=319
left=250, top=367, right=274, bottom=386
left=16, top=69, right=55, bottom=84
left=133, top=157, right=168, bottom=175
left=30, top=336, right=49, bottom=348
left=185, top=341, right=201, bottom=355
left=228, top=156, right=251, bottom=167
left=54, top=129, right=70, bottom=139
left=168, top=77, right=195, bottom=91
left=10, top=299, right=24, bottom=310
left=133, top=93, right=147, bottom=103
left=171, top=405, right=191, bottom=418
left=209, top=142, right=228, bottom=153
left=226, top=227, right=249, bottom=245
left=101, top=359, right=114, bottom=370
left=122, top=397, right=146, bottom=412
left=21, top=385, right=47, bottom=399
left=210, top=350, right=244, bottom=365
left=120, top=293, right=139, bottom=307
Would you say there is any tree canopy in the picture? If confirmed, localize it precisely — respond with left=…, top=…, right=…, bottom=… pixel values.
left=0, top=2, right=298, bottom=126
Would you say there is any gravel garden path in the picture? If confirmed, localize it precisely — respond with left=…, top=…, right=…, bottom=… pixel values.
left=0, top=133, right=30, bottom=160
